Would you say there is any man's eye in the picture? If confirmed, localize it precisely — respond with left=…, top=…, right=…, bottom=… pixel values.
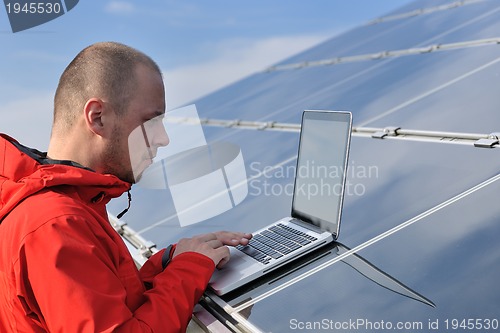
left=143, top=116, right=164, bottom=130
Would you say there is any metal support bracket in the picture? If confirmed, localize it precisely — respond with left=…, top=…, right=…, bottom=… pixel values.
left=225, top=119, right=241, bottom=128
left=474, top=132, right=500, bottom=148
left=257, top=121, right=276, bottom=130
left=110, top=217, right=157, bottom=259
left=372, top=126, right=401, bottom=139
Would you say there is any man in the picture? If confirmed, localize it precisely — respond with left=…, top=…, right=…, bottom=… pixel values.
left=0, top=42, right=251, bottom=332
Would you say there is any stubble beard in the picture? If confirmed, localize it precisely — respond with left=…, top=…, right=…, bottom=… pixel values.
left=102, top=126, right=136, bottom=184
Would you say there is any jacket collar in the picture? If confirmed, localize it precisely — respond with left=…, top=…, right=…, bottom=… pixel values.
left=0, top=134, right=131, bottom=221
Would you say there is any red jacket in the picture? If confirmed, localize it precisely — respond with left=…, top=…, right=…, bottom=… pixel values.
left=0, top=134, right=215, bottom=332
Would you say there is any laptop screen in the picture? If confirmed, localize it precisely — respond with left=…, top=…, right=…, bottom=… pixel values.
left=291, top=110, right=352, bottom=238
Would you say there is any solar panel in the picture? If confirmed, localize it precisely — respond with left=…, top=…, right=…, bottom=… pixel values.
left=108, top=0, right=500, bottom=331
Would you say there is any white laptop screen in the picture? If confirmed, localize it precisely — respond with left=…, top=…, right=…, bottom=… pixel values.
left=291, top=111, right=352, bottom=237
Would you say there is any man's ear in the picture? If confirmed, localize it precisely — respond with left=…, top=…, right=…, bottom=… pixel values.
left=83, top=98, right=108, bottom=136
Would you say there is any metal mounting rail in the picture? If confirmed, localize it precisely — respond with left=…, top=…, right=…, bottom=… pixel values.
left=108, top=214, right=158, bottom=266
left=263, top=37, right=500, bottom=72
left=108, top=118, right=498, bottom=264
left=166, top=116, right=499, bottom=149
left=367, top=0, right=484, bottom=25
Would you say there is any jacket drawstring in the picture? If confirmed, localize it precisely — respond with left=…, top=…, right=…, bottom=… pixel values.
left=117, top=191, right=132, bottom=219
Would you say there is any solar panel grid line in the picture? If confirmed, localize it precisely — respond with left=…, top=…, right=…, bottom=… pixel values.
left=265, top=37, right=500, bottom=72
left=257, top=4, right=500, bottom=124
left=207, top=296, right=275, bottom=333
left=367, top=0, right=485, bottom=25
left=229, top=312, right=265, bottom=333
left=411, top=3, right=500, bottom=49
left=357, top=55, right=500, bottom=126
left=227, top=172, right=500, bottom=314
left=266, top=5, right=500, bottom=73
left=261, top=8, right=418, bottom=74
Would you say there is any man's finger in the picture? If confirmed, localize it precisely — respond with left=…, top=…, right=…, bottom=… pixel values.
left=194, top=233, right=217, bottom=243
left=214, top=246, right=230, bottom=269
left=214, top=231, right=252, bottom=245
left=205, top=239, right=223, bottom=249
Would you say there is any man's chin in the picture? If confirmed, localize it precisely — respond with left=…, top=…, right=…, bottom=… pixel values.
left=117, top=172, right=137, bottom=184
left=132, top=172, right=143, bottom=184
left=114, top=166, right=139, bottom=184
left=131, top=160, right=154, bottom=183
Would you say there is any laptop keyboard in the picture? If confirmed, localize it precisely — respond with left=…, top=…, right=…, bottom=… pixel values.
left=236, top=223, right=318, bottom=265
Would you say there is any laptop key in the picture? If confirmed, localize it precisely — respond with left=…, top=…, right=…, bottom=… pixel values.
left=261, top=230, right=297, bottom=249
left=269, top=226, right=310, bottom=248
left=236, top=245, right=272, bottom=263
left=279, top=224, right=318, bottom=242
left=249, top=239, right=283, bottom=259
left=254, top=234, right=293, bottom=255
left=238, top=222, right=318, bottom=264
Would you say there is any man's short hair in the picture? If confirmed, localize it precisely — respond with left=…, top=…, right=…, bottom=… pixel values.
left=53, top=42, right=162, bottom=131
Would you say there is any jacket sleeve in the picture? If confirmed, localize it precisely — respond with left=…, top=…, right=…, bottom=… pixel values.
left=139, top=249, right=167, bottom=289
left=139, top=245, right=176, bottom=288
left=16, top=214, right=215, bottom=333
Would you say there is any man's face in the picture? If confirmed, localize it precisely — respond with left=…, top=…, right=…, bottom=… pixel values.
left=105, top=64, right=169, bottom=183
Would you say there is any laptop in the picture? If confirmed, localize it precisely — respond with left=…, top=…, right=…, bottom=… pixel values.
left=209, top=110, right=352, bottom=295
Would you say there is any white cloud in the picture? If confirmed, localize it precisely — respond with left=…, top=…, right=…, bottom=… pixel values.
left=163, top=34, right=328, bottom=109
left=0, top=93, right=53, bottom=149
left=105, top=1, right=135, bottom=15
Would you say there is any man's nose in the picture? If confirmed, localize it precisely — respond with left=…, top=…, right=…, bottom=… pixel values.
left=154, top=125, right=169, bottom=147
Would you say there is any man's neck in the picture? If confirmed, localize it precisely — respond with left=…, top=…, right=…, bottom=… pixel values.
left=47, top=132, right=97, bottom=170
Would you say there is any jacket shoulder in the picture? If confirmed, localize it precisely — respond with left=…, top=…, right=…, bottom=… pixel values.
left=1, top=186, right=121, bottom=263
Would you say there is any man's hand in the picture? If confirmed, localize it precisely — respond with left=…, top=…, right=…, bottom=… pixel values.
left=173, top=231, right=252, bottom=269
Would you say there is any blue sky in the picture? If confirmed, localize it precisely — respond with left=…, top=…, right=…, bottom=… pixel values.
left=0, top=0, right=413, bottom=148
